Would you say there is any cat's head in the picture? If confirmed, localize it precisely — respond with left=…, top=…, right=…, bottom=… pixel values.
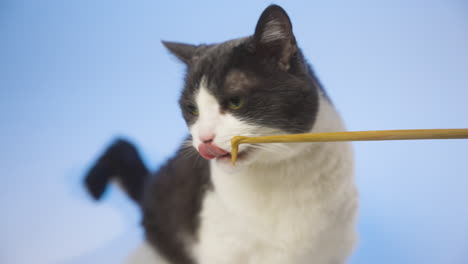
left=164, top=5, right=320, bottom=167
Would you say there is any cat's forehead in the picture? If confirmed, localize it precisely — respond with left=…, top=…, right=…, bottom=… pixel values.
left=224, top=70, right=258, bottom=93
left=196, top=38, right=247, bottom=66
left=192, top=70, right=258, bottom=97
left=187, top=37, right=256, bottom=95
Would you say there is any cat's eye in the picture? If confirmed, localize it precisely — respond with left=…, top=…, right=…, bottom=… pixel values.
left=186, top=105, right=199, bottom=116
left=228, top=97, right=244, bottom=110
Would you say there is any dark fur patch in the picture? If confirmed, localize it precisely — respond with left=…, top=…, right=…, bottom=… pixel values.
left=142, top=145, right=210, bottom=264
left=84, top=139, right=149, bottom=203
left=85, top=138, right=209, bottom=264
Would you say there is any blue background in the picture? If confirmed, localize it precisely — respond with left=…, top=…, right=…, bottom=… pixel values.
left=1, top=0, right=467, bottom=263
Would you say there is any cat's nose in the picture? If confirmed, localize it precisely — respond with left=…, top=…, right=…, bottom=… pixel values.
left=200, top=133, right=215, bottom=144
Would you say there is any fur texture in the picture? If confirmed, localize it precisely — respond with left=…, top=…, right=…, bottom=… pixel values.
left=85, top=4, right=358, bottom=264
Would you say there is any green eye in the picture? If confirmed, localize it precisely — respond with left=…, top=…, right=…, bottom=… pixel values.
left=187, top=105, right=199, bottom=116
left=228, top=97, right=244, bottom=110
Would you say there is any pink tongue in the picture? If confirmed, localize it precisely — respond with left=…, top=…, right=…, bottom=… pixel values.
left=198, top=143, right=229, bottom=160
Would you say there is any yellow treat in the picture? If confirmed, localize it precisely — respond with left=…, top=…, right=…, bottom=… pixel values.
left=230, top=129, right=468, bottom=165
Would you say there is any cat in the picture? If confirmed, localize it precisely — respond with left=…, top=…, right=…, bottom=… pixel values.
left=84, top=4, right=358, bottom=264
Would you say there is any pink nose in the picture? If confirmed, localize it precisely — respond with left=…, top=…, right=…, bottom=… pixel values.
left=200, top=133, right=215, bottom=144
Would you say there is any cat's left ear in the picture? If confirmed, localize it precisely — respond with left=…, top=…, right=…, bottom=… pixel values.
left=253, top=5, right=298, bottom=71
left=162, top=41, right=198, bottom=65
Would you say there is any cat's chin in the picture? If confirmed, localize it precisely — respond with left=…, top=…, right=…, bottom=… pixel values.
left=214, top=148, right=252, bottom=167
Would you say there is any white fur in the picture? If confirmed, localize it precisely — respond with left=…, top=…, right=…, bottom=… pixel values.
left=190, top=78, right=221, bottom=142
left=128, top=82, right=358, bottom=264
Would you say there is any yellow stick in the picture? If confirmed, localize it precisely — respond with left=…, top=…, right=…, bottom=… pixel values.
left=230, top=129, right=468, bottom=165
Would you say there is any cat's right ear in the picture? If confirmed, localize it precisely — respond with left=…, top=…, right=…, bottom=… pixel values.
left=252, top=5, right=297, bottom=71
left=162, top=41, right=198, bottom=65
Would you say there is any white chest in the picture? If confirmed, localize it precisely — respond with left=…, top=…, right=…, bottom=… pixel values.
left=193, top=142, right=358, bottom=264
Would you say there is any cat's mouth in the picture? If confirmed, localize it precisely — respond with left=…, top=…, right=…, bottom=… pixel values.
left=198, top=143, right=251, bottom=162
left=215, top=149, right=250, bottom=163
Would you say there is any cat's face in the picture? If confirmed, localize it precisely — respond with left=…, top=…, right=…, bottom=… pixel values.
left=164, top=5, right=319, bottom=167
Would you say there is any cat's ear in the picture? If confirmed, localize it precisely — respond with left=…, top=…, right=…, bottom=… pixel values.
left=162, top=41, right=198, bottom=65
left=253, top=5, right=298, bottom=71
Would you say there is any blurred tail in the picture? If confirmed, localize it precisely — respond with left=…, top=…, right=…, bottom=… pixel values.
left=84, top=139, right=149, bottom=204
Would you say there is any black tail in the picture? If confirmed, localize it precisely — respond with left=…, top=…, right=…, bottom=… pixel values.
left=84, top=139, right=149, bottom=204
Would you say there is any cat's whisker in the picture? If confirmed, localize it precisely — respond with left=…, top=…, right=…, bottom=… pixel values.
left=178, top=140, right=208, bottom=167
left=244, top=142, right=288, bottom=154
left=178, top=149, right=195, bottom=160
left=181, top=140, right=194, bottom=149
left=219, top=133, right=296, bottom=157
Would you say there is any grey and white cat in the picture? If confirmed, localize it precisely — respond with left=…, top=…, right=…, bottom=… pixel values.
left=85, top=5, right=358, bottom=264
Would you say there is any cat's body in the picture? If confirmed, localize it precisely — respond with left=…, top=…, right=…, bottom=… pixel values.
left=85, top=5, right=358, bottom=264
